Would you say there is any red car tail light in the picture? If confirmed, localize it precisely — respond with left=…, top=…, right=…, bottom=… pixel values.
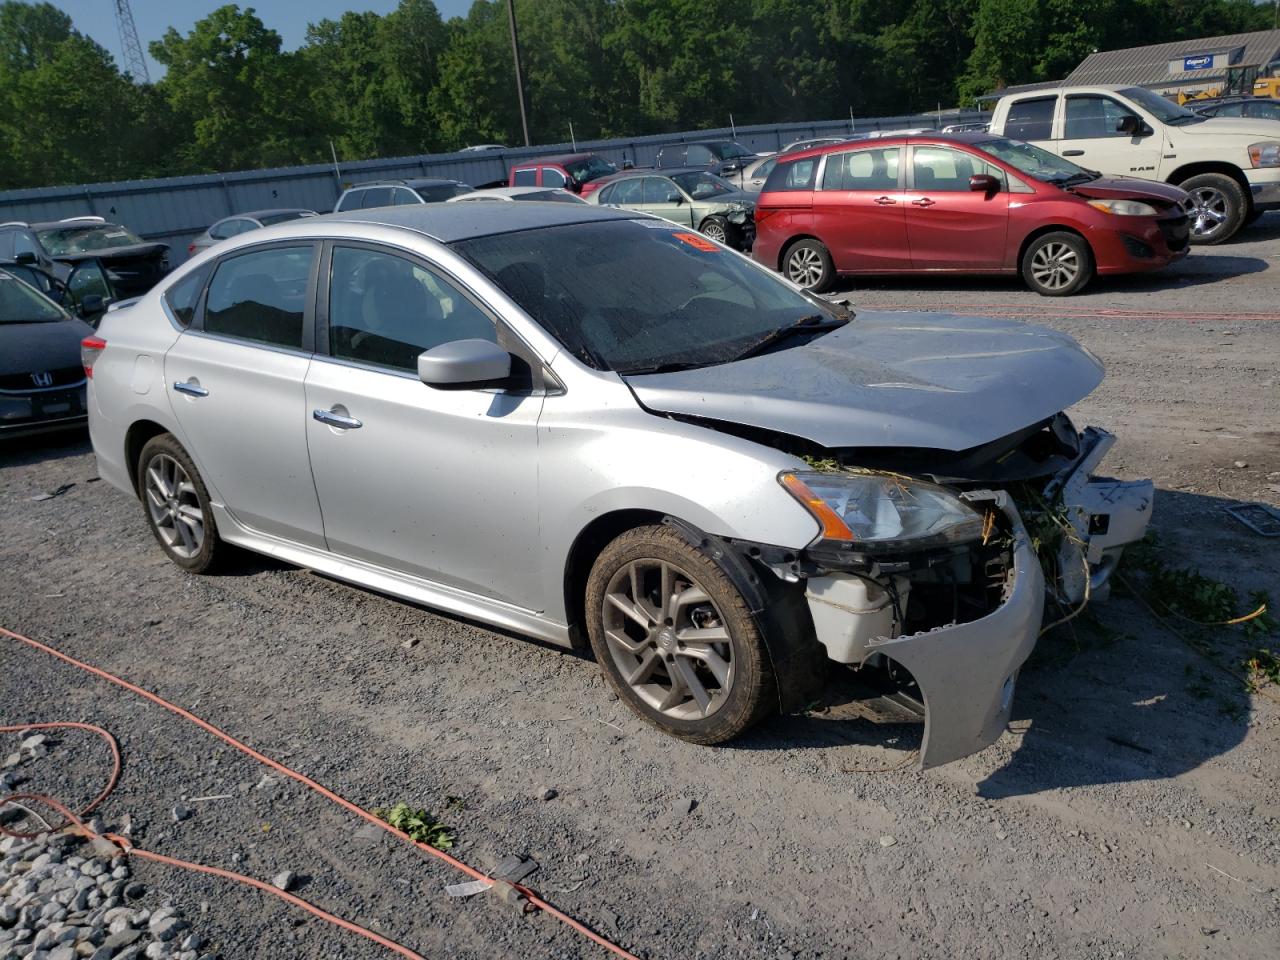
left=753, top=208, right=781, bottom=227
left=81, top=336, right=107, bottom=379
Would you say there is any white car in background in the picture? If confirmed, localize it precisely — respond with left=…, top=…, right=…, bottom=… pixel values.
left=448, top=187, right=586, bottom=204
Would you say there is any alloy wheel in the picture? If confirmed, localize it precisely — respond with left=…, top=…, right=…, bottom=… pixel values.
left=144, top=453, right=204, bottom=559
left=786, top=247, right=825, bottom=288
left=1030, top=241, right=1079, bottom=291
left=701, top=221, right=728, bottom=243
left=601, top=559, right=735, bottom=720
left=1188, top=186, right=1228, bottom=239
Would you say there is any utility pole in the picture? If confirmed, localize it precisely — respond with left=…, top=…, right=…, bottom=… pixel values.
left=506, top=0, right=531, bottom=147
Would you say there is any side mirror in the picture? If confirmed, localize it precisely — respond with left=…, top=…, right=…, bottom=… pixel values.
left=78, top=294, right=106, bottom=318
left=666, top=191, right=683, bottom=204
left=1116, top=114, right=1149, bottom=136
left=14, top=251, right=36, bottom=265
left=969, top=173, right=1000, bottom=194
left=418, top=339, right=511, bottom=389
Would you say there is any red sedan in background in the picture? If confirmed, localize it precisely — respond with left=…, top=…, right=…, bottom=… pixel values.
left=752, top=133, right=1192, bottom=296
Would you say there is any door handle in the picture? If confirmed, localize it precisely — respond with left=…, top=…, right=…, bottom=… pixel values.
left=873, top=196, right=897, bottom=205
left=172, top=380, right=208, bottom=398
left=910, top=198, right=936, bottom=207
left=313, top=408, right=362, bottom=430
left=1062, top=149, right=1085, bottom=156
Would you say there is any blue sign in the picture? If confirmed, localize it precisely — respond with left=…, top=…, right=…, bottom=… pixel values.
left=1183, top=54, right=1214, bottom=71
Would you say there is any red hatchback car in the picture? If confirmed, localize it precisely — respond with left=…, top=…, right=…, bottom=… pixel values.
left=752, top=133, right=1192, bottom=296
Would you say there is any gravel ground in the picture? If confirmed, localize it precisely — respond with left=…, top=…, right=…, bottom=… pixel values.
left=2, top=216, right=1278, bottom=960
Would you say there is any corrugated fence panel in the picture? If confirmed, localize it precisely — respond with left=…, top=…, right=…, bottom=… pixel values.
left=0, top=111, right=981, bottom=264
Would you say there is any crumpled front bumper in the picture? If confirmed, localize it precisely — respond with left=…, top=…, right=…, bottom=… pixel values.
left=858, top=494, right=1044, bottom=770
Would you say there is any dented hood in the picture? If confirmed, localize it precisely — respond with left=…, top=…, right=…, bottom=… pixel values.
left=626, top=312, right=1103, bottom=451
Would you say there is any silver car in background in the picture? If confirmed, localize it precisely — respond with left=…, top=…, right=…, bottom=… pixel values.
left=84, top=204, right=1151, bottom=768
left=187, top=209, right=317, bottom=257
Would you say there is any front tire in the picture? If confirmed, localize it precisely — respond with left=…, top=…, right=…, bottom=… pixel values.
left=1021, top=231, right=1093, bottom=297
left=1180, top=172, right=1245, bottom=244
left=585, top=525, right=776, bottom=744
left=782, top=239, right=835, bottom=293
left=699, top=215, right=730, bottom=245
left=137, top=433, right=223, bottom=573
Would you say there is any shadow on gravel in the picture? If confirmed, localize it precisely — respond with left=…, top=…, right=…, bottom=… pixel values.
left=0, top=429, right=90, bottom=469
left=976, top=488, right=1270, bottom=799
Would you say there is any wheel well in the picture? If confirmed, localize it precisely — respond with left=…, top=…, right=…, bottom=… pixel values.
left=1015, top=225, right=1094, bottom=271
left=1165, top=161, right=1252, bottom=213
left=562, top=509, right=665, bottom=650
left=124, top=420, right=170, bottom=497
left=777, top=234, right=823, bottom=271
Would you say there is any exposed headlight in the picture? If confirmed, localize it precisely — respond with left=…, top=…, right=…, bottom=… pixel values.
left=1248, top=142, right=1280, bottom=167
left=780, top=471, right=985, bottom=552
left=1087, top=199, right=1158, bottom=217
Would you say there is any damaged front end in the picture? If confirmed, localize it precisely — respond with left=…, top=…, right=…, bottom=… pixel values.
left=768, top=417, right=1152, bottom=769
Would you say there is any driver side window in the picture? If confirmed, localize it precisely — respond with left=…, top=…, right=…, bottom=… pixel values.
left=328, top=246, right=496, bottom=373
left=1064, top=96, right=1135, bottom=138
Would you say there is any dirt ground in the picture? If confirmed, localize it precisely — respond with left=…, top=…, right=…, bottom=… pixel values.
left=2, top=215, right=1278, bottom=960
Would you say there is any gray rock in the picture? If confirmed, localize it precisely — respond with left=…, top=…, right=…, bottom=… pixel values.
left=0, top=902, right=17, bottom=925
left=47, top=947, right=76, bottom=960
left=123, top=883, right=145, bottom=901
left=540, top=788, right=558, bottom=801
left=271, top=871, right=296, bottom=892
left=673, top=797, right=696, bottom=816
left=178, top=934, right=202, bottom=952
left=19, top=735, right=48, bottom=752
left=144, top=942, right=170, bottom=959
left=170, top=805, right=193, bottom=823
left=150, top=917, right=187, bottom=942
left=101, top=928, right=142, bottom=951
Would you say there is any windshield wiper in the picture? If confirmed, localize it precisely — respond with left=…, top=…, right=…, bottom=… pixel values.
left=616, top=359, right=710, bottom=376
left=731, top=314, right=848, bottom=362
left=1055, top=171, right=1100, bottom=187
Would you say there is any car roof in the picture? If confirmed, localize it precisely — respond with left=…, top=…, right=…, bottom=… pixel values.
left=661, top=140, right=734, bottom=148
left=449, top=186, right=577, bottom=200
left=607, top=166, right=710, bottom=179
left=30, top=218, right=120, bottom=230
left=779, top=130, right=996, bottom=162
left=323, top=201, right=637, bottom=242
left=511, top=153, right=598, bottom=166
left=348, top=178, right=466, bottom=190
left=217, top=208, right=314, bottom=222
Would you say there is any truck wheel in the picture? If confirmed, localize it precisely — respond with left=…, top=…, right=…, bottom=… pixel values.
left=1180, top=173, right=1245, bottom=244
left=782, top=239, right=835, bottom=292
left=585, top=525, right=777, bottom=745
left=1021, top=232, right=1093, bottom=297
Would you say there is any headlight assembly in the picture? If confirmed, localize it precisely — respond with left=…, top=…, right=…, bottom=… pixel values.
left=1087, top=198, right=1158, bottom=216
left=780, top=471, right=985, bottom=553
left=1248, top=142, right=1280, bottom=168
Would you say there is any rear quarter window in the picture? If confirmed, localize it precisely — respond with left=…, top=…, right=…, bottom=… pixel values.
left=1005, top=97, right=1056, bottom=140
left=762, top=158, right=818, bottom=192
left=164, top=264, right=212, bottom=327
left=513, top=168, right=538, bottom=186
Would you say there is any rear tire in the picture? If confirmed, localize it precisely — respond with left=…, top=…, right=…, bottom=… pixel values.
left=782, top=239, right=835, bottom=293
left=137, top=433, right=223, bottom=574
left=585, top=525, right=776, bottom=745
left=1021, top=231, right=1093, bottom=297
left=1180, top=172, right=1245, bottom=244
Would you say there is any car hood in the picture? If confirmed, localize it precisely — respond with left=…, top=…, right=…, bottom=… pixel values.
left=0, top=317, right=94, bottom=378
left=625, top=312, right=1104, bottom=451
left=1067, top=176, right=1188, bottom=205
left=1173, top=117, right=1280, bottom=138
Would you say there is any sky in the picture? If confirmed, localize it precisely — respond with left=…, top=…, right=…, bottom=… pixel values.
left=43, top=0, right=476, bottom=79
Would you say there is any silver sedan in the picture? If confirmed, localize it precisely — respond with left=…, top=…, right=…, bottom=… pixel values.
left=85, top=203, right=1151, bottom=767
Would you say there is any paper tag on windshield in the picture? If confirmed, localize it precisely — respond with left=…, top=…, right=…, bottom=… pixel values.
left=673, top=232, right=719, bottom=252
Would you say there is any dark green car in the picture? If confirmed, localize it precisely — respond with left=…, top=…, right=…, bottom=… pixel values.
left=589, top=168, right=756, bottom=250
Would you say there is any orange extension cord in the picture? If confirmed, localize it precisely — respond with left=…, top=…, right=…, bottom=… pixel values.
left=0, top=625, right=642, bottom=960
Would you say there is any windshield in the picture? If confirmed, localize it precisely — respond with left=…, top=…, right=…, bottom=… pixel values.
left=671, top=172, right=735, bottom=199
left=36, top=224, right=144, bottom=255
left=715, top=142, right=753, bottom=159
left=0, top=273, right=68, bottom=323
left=1119, top=87, right=1204, bottom=125
left=418, top=184, right=471, bottom=203
left=980, top=138, right=1089, bottom=182
left=565, top=156, right=616, bottom=183
left=453, top=219, right=841, bottom=373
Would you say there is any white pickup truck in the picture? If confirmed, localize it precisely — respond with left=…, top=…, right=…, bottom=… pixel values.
left=987, top=84, right=1280, bottom=244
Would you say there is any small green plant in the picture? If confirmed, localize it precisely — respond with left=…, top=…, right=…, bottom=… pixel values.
left=444, top=794, right=468, bottom=812
left=800, top=454, right=840, bottom=472
left=1245, top=648, right=1280, bottom=689
left=373, top=802, right=454, bottom=850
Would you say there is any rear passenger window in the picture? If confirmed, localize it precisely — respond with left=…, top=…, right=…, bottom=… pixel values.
left=357, top=187, right=394, bottom=209
left=686, top=145, right=713, bottom=165
left=513, top=168, right=537, bottom=186
left=763, top=158, right=817, bottom=192
left=1005, top=97, right=1055, bottom=140
left=392, top=188, right=421, bottom=205
left=820, top=147, right=900, bottom=191
left=609, top=178, right=645, bottom=204
left=164, top=265, right=211, bottom=327
left=204, top=245, right=313, bottom=349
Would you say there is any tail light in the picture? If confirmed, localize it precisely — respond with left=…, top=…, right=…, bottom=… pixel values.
left=753, top=208, right=780, bottom=227
left=187, top=243, right=197, bottom=255
left=81, top=336, right=106, bottom=379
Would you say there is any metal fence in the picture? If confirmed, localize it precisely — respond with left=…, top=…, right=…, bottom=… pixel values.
left=0, top=111, right=981, bottom=265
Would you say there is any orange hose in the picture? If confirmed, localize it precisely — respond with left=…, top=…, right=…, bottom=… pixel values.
left=1, top=793, right=426, bottom=960
left=0, top=722, right=120, bottom=838
left=1, top=625, right=641, bottom=960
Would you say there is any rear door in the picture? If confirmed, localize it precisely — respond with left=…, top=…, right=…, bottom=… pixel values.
left=812, top=146, right=910, bottom=271
left=903, top=145, right=1010, bottom=270
left=163, top=242, right=325, bottom=548
left=1056, top=94, right=1163, bottom=177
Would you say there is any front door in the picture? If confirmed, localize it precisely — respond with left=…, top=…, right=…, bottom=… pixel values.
left=303, top=243, right=543, bottom=609
left=903, top=145, right=1010, bottom=271
left=639, top=177, right=695, bottom=227
left=163, top=242, right=326, bottom=547
left=811, top=146, right=910, bottom=271
left=1054, top=94, right=1164, bottom=178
